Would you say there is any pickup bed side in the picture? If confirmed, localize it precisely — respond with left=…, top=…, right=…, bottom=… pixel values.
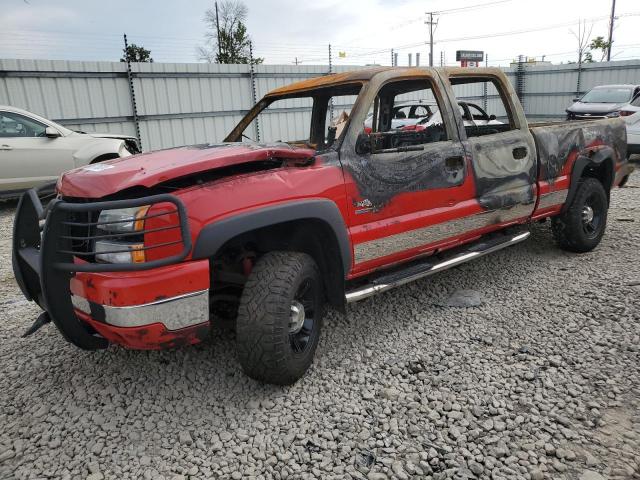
left=531, top=119, right=628, bottom=217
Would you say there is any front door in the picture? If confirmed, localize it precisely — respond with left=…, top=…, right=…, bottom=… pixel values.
left=339, top=74, right=479, bottom=276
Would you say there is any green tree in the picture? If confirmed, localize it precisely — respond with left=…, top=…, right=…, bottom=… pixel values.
left=589, top=36, right=612, bottom=62
left=120, top=44, right=153, bottom=63
left=197, top=1, right=263, bottom=64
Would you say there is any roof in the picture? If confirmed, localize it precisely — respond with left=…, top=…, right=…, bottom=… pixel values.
left=266, top=67, right=393, bottom=96
left=265, top=66, right=511, bottom=97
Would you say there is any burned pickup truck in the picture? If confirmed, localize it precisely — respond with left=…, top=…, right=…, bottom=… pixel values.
left=13, top=67, right=632, bottom=385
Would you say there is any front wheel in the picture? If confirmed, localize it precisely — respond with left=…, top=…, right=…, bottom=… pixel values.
left=551, top=177, right=608, bottom=253
left=236, top=251, right=325, bottom=385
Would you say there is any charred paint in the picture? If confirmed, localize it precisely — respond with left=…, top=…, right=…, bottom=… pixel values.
left=532, top=119, right=627, bottom=184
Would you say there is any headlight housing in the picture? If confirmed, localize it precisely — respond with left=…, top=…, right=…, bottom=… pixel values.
left=605, top=111, right=621, bottom=118
left=95, top=206, right=149, bottom=263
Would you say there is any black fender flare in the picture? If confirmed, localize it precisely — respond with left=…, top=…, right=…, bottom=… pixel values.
left=191, top=199, right=352, bottom=276
left=563, top=147, right=614, bottom=212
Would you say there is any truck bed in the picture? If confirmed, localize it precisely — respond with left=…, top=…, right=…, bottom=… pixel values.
left=528, top=118, right=628, bottom=214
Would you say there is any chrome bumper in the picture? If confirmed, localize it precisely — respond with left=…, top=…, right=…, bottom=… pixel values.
left=72, top=290, right=209, bottom=331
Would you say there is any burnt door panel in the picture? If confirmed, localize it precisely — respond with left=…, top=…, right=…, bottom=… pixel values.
left=465, top=129, right=537, bottom=212
left=343, top=139, right=478, bottom=271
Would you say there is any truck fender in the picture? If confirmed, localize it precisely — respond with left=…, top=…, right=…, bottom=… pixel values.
left=563, top=146, right=614, bottom=212
left=191, top=199, right=352, bottom=277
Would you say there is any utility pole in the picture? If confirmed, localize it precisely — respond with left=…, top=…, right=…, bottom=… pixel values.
left=215, top=1, right=222, bottom=61
left=425, top=12, right=438, bottom=66
left=391, top=49, right=394, bottom=66
left=607, top=0, right=616, bottom=61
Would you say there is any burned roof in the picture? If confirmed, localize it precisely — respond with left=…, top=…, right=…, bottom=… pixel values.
left=265, top=66, right=510, bottom=97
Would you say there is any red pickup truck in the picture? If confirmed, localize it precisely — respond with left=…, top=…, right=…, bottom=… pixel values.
left=13, top=67, right=632, bottom=384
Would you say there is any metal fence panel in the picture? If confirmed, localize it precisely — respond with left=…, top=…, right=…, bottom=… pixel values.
left=2, top=58, right=639, bottom=151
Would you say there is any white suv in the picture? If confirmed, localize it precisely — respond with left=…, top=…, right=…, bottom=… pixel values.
left=0, top=106, right=139, bottom=199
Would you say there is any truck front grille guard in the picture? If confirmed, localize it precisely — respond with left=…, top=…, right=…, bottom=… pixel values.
left=12, top=189, right=192, bottom=350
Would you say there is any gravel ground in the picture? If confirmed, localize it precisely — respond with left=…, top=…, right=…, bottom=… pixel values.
left=1, top=172, right=639, bottom=480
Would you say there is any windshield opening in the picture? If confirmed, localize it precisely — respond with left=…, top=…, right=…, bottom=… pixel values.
left=227, top=83, right=362, bottom=150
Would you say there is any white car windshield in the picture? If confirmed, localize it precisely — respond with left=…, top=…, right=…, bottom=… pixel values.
left=581, top=87, right=633, bottom=104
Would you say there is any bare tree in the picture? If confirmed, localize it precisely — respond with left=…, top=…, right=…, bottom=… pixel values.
left=570, top=20, right=594, bottom=66
left=197, top=1, right=262, bottom=64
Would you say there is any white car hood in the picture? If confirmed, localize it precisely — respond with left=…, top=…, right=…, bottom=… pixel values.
left=85, top=132, right=137, bottom=141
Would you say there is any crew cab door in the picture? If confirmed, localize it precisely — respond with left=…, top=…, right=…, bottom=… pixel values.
left=339, top=73, right=477, bottom=275
left=442, top=72, right=537, bottom=217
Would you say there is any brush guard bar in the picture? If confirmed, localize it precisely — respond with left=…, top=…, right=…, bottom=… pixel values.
left=12, top=187, right=192, bottom=350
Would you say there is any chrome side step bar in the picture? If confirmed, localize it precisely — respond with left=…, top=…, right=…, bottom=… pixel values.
left=345, top=231, right=530, bottom=303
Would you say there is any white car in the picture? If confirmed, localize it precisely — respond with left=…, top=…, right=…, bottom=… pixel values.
left=419, top=101, right=504, bottom=129
left=621, top=94, right=640, bottom=159
left=0, top=106, right=140, bottom=198
left=364, top=101, right=436, bottom=130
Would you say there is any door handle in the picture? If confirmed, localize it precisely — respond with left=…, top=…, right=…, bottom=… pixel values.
left=445, top=156, right=464, bottom=170
left=512, top=147, right=528, bottom=159
left=0, top=144, right=13, bottom=151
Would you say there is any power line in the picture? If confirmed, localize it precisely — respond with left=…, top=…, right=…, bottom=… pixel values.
left=436, top=0, right=513, bottom=15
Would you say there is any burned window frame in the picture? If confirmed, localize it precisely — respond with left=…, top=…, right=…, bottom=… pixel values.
left=357, top=76, right=453, bottom=155
left=447, top=74, right=522, bottom=138
left=224, top=82, right=363, bottom=151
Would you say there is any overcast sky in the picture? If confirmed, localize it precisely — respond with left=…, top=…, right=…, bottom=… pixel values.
left=2, top=0, right=639, bottom=67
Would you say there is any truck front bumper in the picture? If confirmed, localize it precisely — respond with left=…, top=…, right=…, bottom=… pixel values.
left=12, top=188, right=211, bottom=350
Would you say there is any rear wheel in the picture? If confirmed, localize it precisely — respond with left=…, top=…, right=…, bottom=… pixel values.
left=551, top=177, right=608, bottom=253
left=236, top=251, right=325, bottom=385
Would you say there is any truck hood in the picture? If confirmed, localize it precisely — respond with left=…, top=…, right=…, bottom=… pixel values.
left=58, top=143, right=315, bottom=198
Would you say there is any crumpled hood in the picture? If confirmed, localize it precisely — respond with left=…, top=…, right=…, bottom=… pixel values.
left=57, top=143, right=314, bottom=198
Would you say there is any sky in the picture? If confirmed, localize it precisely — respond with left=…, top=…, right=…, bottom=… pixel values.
left=1, top=0, right=639, bottom=67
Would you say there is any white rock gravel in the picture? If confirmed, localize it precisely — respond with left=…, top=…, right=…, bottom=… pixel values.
left=1, top=170, right=639, bottom=480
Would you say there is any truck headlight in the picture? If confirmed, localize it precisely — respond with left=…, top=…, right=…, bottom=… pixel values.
left=605, top=111, right=621, bottom=118
left=95, top=206, right=149, bottom=263
left=95, top=240, right=146, bottom=264
left=97, top=206, right=149, bottom=232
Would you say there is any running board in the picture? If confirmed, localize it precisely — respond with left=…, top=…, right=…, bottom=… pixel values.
left=345, top=231, right=530, bottom=303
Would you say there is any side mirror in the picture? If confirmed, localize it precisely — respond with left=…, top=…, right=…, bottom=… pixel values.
left=489, top=114, right=497, bottom=121
left=45, top=126, right=61, bottom=138
left=573, top=98, right=581, bottom=103
left=355, top=132, right=371, bottom=155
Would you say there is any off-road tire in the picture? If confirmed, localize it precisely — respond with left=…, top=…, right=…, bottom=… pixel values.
left=551, top=177, right=608, bottom=253
left=236, top=251, right=325, bottom=385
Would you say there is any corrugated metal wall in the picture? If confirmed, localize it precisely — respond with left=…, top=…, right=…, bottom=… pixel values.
left=1, top=58, right=639, bottom=151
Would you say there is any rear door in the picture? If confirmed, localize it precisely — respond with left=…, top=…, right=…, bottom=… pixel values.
left=339, top=73, right=478, bottom=275
left=442, top=72, right=537, bottom=218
